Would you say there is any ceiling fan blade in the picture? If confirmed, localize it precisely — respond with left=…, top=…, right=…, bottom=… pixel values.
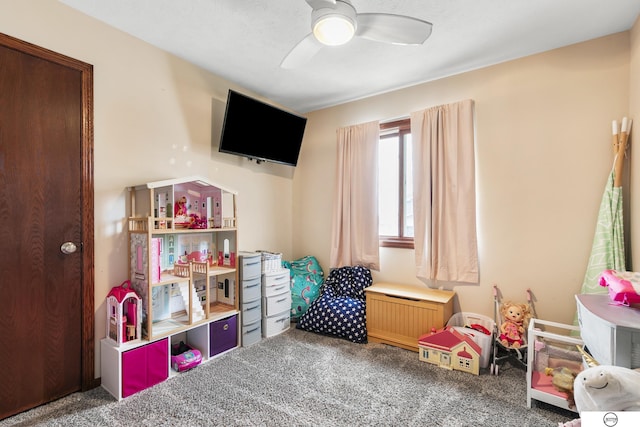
left=305, top=0, right=337, bottom=10
left=280, top=33, right=323, bottom=69
left=355, top=13, right=433, bottom=45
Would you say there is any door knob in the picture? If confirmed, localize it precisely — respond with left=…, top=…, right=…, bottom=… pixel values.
left=60, top=242, right=78, bottom=254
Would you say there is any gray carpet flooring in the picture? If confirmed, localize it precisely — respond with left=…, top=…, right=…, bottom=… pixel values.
left=0, top=327, right=576, bottom=426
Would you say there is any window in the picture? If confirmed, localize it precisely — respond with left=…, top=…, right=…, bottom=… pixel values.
left=378, top=119, right=414, bottom=248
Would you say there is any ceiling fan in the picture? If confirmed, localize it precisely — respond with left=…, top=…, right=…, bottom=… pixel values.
left=281, top=0, right=433, bottom=69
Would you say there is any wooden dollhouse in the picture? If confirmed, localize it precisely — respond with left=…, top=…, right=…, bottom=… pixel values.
left=418, top=327, right=483, bottom=375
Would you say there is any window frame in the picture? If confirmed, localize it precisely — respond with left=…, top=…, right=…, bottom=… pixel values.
left=379, top=119, right=414, bottom=249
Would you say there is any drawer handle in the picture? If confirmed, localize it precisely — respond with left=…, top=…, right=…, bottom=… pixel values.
left=246, top=261, right=261, bottom=267
left=223, top=324, right=229, bottom=331
left=276, top=298, right=288, bottom=303
left=274, top=285, right=286, bottom=292
left=246, top=326, right=260, bottom=334
left=276, top=317, right=288, bottom=324
left=273, top=275, right=288, bottom=281
left=245, top=305, right=259, bottom=311
left=246, top=283, right=259, bottom=288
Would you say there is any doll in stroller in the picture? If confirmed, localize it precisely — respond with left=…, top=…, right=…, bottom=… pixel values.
left=490, top=285, right=535, bottom=375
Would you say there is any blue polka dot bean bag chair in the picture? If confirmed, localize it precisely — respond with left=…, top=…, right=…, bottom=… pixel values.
left=296, top=265, right=372, bottom=343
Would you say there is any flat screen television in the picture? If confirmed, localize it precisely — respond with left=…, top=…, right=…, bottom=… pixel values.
left=218, top=89, right=307, bottom=166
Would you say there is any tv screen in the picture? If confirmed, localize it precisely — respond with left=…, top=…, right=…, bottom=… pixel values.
left=218, top=90, right=307, bottom=166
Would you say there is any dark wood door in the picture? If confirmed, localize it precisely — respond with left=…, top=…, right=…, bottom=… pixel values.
left=0, top=33, right=95, bottom=420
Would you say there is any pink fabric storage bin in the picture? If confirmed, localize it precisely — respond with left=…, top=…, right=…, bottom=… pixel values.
left=122, top=338, right=168, bottom=398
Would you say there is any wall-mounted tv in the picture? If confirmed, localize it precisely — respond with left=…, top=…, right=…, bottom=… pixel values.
left=218, top=89, right=307, bottom=167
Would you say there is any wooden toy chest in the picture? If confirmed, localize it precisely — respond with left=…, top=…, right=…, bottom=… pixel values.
left=365, top=282, right=455, bottom=352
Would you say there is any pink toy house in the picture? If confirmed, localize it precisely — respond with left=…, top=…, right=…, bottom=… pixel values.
left=418, top=327, right=483, bottom=375
left=106, top=280, right=142, bottom=347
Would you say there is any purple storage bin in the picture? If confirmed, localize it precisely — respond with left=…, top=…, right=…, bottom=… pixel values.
left=210, top=314, right=238, bottom=357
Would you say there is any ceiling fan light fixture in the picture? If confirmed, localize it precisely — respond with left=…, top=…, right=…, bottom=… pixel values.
left=311, top=1, right=357, bottom=46
left=313, top=15, right=355, bottom=45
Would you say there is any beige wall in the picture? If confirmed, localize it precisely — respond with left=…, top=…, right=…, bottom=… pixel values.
left=1, top=0, right=297, bottom=376
left=296, top=32, right=635, bottom=326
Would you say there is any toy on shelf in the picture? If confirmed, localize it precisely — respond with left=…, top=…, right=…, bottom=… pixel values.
left=170, top=341, right=202, bottom=372
left=599, top=269, right=640, bottom=306
left=106, top=280, right=142, bottom=346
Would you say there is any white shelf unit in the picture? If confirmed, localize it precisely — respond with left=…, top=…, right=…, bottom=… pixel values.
left=526, top=318, right=583, bottom=412
left=101, top=311, right=238, bottom=400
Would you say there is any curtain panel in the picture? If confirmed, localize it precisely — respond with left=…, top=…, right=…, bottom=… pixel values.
left=329, top=121, right=380, bottom=271
left=410, top=99, right=479, bottom=283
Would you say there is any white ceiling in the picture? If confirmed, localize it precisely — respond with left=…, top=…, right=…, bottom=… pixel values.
left=59, top=0, right=640, bottom=113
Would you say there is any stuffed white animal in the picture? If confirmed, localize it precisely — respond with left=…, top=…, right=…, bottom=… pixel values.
left=573, top=365, right=640, bottom=412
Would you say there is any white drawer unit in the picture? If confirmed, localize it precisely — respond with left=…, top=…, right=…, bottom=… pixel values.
left=240, top=252, right=262, bottom=281
left=242, top=298, right=262, bottom=325
left=264, top=291, right=292, bottom=317
left=263, top=310, right=291, bottom=338
left=242, top=276, right=261, bottom=302
left=262, top=268, right=290, bottom=294
left=242, top=319, right=262, bottom=347
left=262, top=267, right=291, bottom=338
left=239, top=252, right=264, bottom=346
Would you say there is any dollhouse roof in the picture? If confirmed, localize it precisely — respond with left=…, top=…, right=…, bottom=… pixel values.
left=133, top=175, right=238, bottom=195
left=107, top=282, right=140, bottom=303
left=419, top=327, right=482, bottom=356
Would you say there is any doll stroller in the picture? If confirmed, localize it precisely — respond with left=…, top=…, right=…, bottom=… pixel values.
left=490, top=284, right=536, bottom=375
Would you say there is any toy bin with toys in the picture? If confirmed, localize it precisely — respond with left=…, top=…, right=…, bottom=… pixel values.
left=446, top=312, right=494, bottom=369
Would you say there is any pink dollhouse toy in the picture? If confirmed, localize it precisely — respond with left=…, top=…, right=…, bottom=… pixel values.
left=418, top=327, right=483, bottom=375
left=106, top=280, right=142, bottom=346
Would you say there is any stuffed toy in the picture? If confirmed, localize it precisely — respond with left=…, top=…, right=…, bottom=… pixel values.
left=498, top=301, right=531, bottom=348
left=573, top=365, right=640, bottom=412
left=545, top=366, right=578, bottom=409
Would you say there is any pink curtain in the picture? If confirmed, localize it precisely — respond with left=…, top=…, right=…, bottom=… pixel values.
left=330, top=121, right=380, bottom=270
left=410, top=99, right=478, bottom=283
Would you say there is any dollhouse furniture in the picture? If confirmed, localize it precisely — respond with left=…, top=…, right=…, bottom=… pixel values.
left=365, top=282, right=455, bottom=351
left=418, top=327, right=482, bottom=375
left=101, top=176, right=241, bottom=400
left=297, top=265, right=372, bottom=343
left=526, top=318, right=583, bottom=412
